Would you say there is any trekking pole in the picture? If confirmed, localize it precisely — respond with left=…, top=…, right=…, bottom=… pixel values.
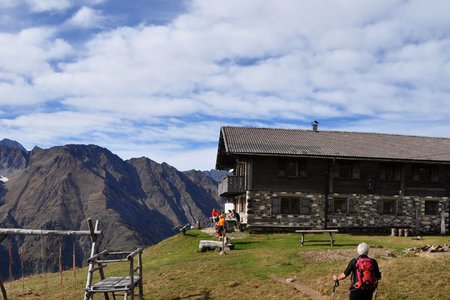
left=331, top=280, right=339, bottom=300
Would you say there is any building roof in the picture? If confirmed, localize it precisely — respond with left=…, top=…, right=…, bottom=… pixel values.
left=216, top=126, right=450, bottom=169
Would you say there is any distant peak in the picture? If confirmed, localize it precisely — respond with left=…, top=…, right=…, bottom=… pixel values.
left=0, top=139, right=27, bottom=153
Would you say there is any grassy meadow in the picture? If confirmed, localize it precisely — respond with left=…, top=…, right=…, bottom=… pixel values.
left=3, top=229, right=450, bottom=299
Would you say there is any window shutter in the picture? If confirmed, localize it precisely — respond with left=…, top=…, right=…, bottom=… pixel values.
left=396, top=200, right=403, bottom=215
left=352, top=164, right=360, bottom=179
left=347, top=198, right=355, bottom=213
left=301, top=198, right=311, bottom=215
left=327, top=197, right=334, bottom=213
left=272, top=197, right=280, bottom=215
left=377, top=199, right=384, bottom=214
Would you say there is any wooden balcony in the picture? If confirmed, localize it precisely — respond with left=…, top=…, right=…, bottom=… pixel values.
left=218, top=176, right=245, bottom=197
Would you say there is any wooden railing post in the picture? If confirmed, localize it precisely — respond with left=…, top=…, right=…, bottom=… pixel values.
left=0, top=219, right=101, bottom=300
left=84, top=219, right=108, bottom=300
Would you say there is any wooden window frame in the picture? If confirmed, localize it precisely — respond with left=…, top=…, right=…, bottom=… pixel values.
left=334, top=198, right=348, bottom=213
left=339, top=164, right=352, bottom=179
left=378, top=199, right=403, bottom=215
left=412, top=165, right=438, bottom=183
left=327, top=197, right=355, bottom=214
left=277, top=159, right=308, bottom=178
left=280, top=197, right=300, bottom=214
left=272, top=197, right=311, bottom=215
left=335, top=162, right=359, bottom=180
left=380, top=164, right=402, bottom=182
left=278, top=160, right=298, bottom=177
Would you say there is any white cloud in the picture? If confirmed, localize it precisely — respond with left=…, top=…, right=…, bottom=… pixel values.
left=66, top=6, right=105, bottom=28
left=3, top=0, right=450, bottom=170
left=0, top=28, right=72, bottom=75
left=0, top=111, right=118, bottom=146
left=24, top=0, right=72, bottom=12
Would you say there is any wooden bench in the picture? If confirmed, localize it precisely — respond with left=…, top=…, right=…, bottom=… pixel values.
left=295, top=229, right=339, bottom=246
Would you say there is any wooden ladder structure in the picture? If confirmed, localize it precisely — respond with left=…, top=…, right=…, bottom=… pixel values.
left=84, top=247, right=143, bottom=300
left=0, top=218, right=101, bottom=300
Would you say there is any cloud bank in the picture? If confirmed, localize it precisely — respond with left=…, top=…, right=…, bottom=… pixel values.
left=1, top=0, right=450, bottom=170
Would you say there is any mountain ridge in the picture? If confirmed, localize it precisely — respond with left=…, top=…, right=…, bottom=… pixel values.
left=0, top=140, right=223, bottom=276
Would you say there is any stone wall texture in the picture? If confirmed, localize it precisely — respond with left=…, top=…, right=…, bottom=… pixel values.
left=243, top=191, right=449, bottom=234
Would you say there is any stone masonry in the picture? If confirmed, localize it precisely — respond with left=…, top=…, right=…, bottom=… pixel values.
left=243, top=191, right=449, bottom=234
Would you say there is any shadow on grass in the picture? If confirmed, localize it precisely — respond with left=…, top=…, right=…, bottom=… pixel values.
left=299, top=243, right=359, bottom=248
left=184, top=232, right=203, bottom=238
left=231, top=240, right=261, bottom=250
left=171, top=290, right=212, bottom=299
left=332, top=243, right=359, bottom=247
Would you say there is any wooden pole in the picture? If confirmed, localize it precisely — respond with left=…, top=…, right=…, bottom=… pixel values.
left=0, top=228, right=101, bottom=237
left=84, top=219, right=108, bottom=300
left=41, top=236, right=48, bottom=297
left=0, top=220, right=101, bottom=300
left=20, top=247, right=24, bottom=296
left=59, top=241, right=63, bottom=300
left=73, top=241, right=77, bottom=299
left=8, top=238, right=12, bottom=294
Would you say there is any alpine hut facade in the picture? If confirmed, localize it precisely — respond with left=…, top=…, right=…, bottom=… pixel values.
left=215, top=125, right=450, bottom=234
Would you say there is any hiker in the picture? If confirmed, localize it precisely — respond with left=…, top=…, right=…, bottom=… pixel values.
left=332, top=242, right=381, bottom=300
left=232, top=209, right=241, bottom=229
left=232, top=209, right=240, bottom=221
left=211, top=208, right=219, bottom=226
left=215, top=213, right=225, bottom=240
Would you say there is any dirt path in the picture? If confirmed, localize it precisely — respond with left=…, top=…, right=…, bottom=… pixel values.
left=270, top=275, right=329, bottom=300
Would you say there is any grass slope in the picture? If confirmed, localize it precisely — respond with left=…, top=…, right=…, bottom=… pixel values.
left=3, top=230, right=450, bottom=299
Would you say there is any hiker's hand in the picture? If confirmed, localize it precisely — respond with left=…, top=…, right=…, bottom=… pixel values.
left=333, top=274, right=338, bottom=281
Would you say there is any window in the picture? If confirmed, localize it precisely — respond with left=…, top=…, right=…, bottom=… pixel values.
left=380, top=164, right=402, bottom=182
left=413, top=165, right=438, bottom=183
left=425, top=201, right=439, bottom=215
left=278, top=160, right=297, bottom=177
left=281, top=197, right=300, bottom=214
left=383, top=200, right=396, bottom=214
left=278, top=159, right=307, bottom=177
left=339, top=164, right=352, bottom=179
left=378, top=199, right=402, bottom=215
left=298, top=159, right=308, bottom=177
left=327, top=197, right=355, bottom=213
left=335, top=162, right=359, bottom=179
left=334, top=198, right=348, bottom=213
left=272, top=197, right=311, bottom=215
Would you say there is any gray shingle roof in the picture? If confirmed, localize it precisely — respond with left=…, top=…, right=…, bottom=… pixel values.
left=220, top=126, right=450, bottom=162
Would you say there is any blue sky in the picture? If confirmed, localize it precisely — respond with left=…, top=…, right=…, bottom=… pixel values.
left=1, top=0, right=450, bottom=171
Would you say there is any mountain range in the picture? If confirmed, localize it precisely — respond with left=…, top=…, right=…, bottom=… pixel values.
left=0, top=140, right=226, bottom=277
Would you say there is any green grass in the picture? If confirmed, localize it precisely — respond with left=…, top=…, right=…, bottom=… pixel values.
left=4, top=231, right=450, bottom=299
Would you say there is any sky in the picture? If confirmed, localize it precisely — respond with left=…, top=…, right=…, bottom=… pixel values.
left=1, top=0, right=450, bottom=171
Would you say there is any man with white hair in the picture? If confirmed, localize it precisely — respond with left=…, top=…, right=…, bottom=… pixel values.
left=333, top=242, right=381, bottom=300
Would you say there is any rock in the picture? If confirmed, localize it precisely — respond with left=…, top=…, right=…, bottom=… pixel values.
left=384, top=250, right=396, bottom=257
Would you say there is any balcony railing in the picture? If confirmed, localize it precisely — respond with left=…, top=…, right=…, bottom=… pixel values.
left=218, top=176, right=245, bottom=197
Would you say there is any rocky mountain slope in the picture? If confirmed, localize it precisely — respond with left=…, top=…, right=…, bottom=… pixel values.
left=0, top=141, right=223, bottom=276
left=0, top=141, right=29, bottom=177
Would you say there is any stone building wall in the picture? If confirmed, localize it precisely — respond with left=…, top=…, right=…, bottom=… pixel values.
left=244, top=190, right=449, bottom=234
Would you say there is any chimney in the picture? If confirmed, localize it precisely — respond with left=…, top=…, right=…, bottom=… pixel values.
left=311, top=120, right=319, bottom=131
